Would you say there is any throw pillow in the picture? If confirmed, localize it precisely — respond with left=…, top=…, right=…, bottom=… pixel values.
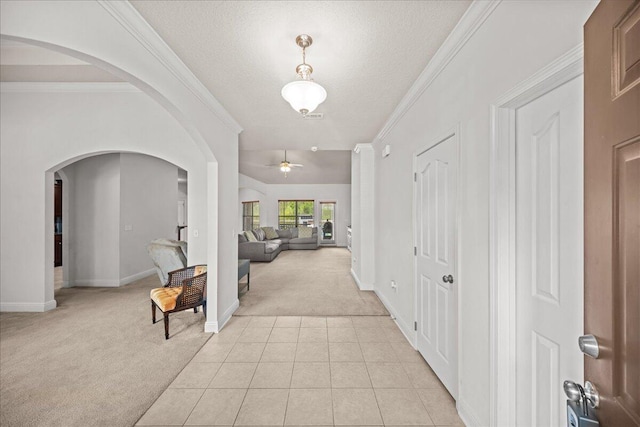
left=253, top=228, right=266, bottom=241
left=262, top=226, right=279, bottom=240
left=298, top=227, right=313, bottom=238
left=244, top=230, right=257, bottom=242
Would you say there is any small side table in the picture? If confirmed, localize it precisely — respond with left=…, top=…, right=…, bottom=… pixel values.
left=238, top=259, right=250, bottom=294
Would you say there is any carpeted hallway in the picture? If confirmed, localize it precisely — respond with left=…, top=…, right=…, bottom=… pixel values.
left=236, top=247, right=388, bottom=316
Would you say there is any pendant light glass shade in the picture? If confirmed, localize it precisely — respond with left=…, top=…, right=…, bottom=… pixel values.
left=281, top=80, right=327, bottom=115
left=281, top=34, right=327, bottom=116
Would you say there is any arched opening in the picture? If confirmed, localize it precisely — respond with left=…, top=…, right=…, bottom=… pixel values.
left=48, top=152, right=189, bottom=301
left=0, top=36, right=220, bottom=330
left=1, top=2, right=244, bottom=334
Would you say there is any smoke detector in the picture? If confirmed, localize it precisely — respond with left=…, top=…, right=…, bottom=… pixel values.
left=311, top=146, right=318, bottom=152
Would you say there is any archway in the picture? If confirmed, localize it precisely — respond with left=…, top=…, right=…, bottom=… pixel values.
left=1, top=1, right=243, bottom=333
left=48, top=152, right=189, bottom=298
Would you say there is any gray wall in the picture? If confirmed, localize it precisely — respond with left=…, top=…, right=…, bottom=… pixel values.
left=64, top=154, right=121, bottom=286
left=62, top=153, right=179, bottom=287
left=120, top=153, right=178, bottom=281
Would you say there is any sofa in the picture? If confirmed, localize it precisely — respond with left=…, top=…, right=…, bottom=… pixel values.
left=238, top=226, right=319, bottom=262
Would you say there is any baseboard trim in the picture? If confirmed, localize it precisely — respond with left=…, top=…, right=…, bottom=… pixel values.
left=119, top=268, right=155, bottom=286
left=374, top=288, right=416, bottom=348
left=350, top=269, right=374, bottom=291
left=1, top=299, right=57, bottom=312
left=457, top=397, right=483, bottom=427
left=70, top=279, right=120, bottom=287
left=218, top=299, right=240, bottom=331
left=69, top=269, right=156, bottom=288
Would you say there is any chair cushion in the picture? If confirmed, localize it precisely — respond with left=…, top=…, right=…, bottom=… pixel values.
left=244, top=231, right=257, bottom=242
left=150, top=287, right=182, bottom=312
left=262, top=226, right=279, bottom=240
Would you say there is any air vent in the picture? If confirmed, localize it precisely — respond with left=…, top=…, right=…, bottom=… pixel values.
left=303, top=112, right=324, bottom=120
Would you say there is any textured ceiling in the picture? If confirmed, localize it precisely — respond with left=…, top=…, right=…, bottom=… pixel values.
left=132, top=1, right=470, bottom=184
left=132, top=1, right=471, bottom=152
left=2, top=2, right=471, bottom=185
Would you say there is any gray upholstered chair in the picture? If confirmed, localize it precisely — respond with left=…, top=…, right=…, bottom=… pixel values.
left=147, top=239, right=188, bottom=285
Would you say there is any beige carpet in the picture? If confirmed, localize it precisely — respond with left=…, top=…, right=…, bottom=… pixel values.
left=0, top=274, right=211, bottom=427
left=235, top=247, right=388, bottom=316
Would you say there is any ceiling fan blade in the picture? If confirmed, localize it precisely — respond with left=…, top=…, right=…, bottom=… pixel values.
left=289, top=163, right=304, bottom=168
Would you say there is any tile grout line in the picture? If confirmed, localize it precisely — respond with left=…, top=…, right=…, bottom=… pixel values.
left=281, top=325, right=298, bottom=427
left=327, top=321, right=336, bottom=427
left=355, top=316, right=386, bottom=426
left=231, top=317, right=268, bottom=427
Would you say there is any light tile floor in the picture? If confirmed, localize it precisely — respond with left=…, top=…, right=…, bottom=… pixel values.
left=137, top=316, right=464, bottom=426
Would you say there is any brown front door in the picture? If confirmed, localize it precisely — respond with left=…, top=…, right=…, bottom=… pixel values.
left=584, top=0, right=640, bottom=425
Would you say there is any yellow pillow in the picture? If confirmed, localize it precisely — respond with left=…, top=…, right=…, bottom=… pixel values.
left=244, top=231, right=257, bottom=242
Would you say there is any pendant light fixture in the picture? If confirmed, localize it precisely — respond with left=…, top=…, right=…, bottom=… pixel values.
left=281, top=34, right=327, bottom=116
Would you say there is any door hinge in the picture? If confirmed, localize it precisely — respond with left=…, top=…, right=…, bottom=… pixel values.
left=414, top=321, right=417, bottom=331
left=414, top=172, right=417, bottom=182
left=414, top=247, right=417, bottom=256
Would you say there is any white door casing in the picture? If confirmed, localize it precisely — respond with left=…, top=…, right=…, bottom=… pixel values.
left=489, top=44, right=584, bottom=426
left=414, top=130, right=459, bottom=398
left=514, top=74, right=584, bottom=427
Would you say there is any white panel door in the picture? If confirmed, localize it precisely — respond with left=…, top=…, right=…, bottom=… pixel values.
left=515, top=76, right=583, bottom=426
left=415, top=133, right=458, bottom=398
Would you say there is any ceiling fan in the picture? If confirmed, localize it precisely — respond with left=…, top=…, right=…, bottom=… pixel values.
left=267, top=150, right=303, bottom=178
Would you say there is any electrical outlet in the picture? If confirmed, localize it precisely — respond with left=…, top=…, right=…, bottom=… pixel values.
left=391, top=280, right=397, bottom=292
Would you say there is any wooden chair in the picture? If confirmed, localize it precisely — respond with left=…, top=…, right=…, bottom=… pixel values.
left=150, top=265, right=207, bottom=339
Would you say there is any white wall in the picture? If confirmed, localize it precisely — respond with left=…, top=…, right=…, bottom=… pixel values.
left=368, top=1, right=598, bottom=425
left=1, top=1, right=241, bottom=332
left=351, top=146, right=375, bottom=290
left=119, top=153, right=178, bottom=281
left=0, top=87, right=208, bottom=311
left=238, top=174, right=351, bottom=247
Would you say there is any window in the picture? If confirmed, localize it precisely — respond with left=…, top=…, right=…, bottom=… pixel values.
left=278, top=200, right=314, bottom=229
left=242, top=201, right=260, bottom=231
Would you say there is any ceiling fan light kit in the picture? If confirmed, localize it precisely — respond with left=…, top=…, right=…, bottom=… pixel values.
left=273, top=150, right=303, bottom=178
left=281, top=34, right=327, bottom=116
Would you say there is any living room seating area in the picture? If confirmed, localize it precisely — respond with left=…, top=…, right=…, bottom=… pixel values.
left=238, top=226, right=319, bottom=262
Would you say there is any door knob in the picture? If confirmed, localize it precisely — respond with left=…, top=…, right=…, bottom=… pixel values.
left=564, top=380, right=600, bottom=409
left=442, top=275, right=454, bottom=283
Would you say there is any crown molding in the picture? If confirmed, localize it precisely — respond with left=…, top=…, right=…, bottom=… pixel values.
left=97, top=0, right=243, bottom=135
left=0, top=82, right=140, bottom=93
left=375, top=0, right=501, bottom=143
